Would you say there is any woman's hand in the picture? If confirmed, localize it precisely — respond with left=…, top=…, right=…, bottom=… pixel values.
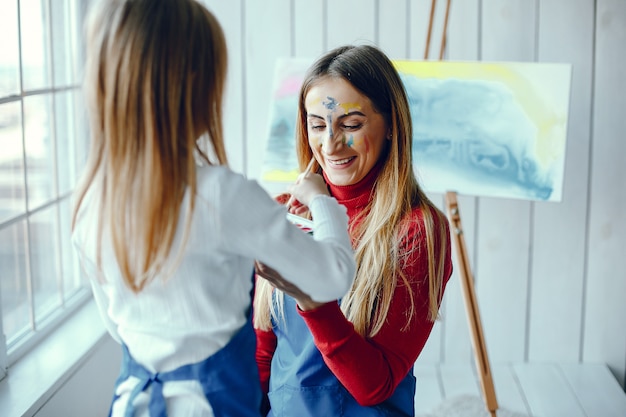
left=254, top=260, right=327, bottom=311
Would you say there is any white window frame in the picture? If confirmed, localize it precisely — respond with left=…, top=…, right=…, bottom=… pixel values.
left=0, top=0, right=92, bottom=380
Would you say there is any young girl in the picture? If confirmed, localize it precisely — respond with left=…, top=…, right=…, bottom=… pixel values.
left=71, top=1, right=355, bottom=416
left=254, top=45, right=453, bottom=416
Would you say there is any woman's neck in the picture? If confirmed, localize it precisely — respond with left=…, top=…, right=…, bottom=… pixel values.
left=324, top=159, right=384, bottom=212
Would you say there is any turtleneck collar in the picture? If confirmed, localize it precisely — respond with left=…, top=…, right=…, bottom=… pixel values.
left=324, top=158, right=385, bottom=212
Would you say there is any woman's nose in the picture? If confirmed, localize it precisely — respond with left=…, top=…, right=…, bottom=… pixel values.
left=321, top=129, right=344, bottom=155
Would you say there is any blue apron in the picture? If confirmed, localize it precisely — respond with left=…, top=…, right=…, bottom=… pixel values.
left=267, top=296, right=416, bottom=417
left=109, top=279, right=261, bottom=417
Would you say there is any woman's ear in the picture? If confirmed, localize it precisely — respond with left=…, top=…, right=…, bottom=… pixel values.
left=386, top=129, right=392, bottom=140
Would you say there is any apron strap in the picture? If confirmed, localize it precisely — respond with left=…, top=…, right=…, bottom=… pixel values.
left=120, top=344, right=168, bottom=417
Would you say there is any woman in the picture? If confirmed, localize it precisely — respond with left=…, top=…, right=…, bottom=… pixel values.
left=254, top=44, right=453, bottom=416
left=72, top=1, right=356, bottom=415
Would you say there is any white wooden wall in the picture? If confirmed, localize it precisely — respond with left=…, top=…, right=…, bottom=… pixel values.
left=203, top=0, right=626, bottom=389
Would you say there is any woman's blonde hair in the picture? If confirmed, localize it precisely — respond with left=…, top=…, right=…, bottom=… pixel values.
left=72, top=0, right=228, bottom=292
left=255, top=45, right=449, bottom=337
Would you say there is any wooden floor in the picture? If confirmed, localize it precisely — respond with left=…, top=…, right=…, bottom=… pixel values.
left=413, top=362, right=626, bottom=417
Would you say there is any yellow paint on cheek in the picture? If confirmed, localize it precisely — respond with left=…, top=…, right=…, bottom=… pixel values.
left=310, top=134, right=323, bottom=148
left=338, top=102, right=362, bottom=114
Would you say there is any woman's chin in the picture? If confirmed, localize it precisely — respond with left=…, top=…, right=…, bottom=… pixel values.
left=326, top=172, right=361, bottom=187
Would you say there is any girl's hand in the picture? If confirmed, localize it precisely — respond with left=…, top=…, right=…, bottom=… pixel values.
left=286, top=172, right=328, bottom=214
left=254, top=261, right=326, bottom=311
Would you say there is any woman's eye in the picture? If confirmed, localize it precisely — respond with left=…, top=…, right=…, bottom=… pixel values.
left=342, top=123, right=362, bottom=130
left=310, top=125, right=325, bottom=131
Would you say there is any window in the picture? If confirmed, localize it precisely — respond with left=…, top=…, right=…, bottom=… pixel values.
left=0, top=0, right=91, bottom=378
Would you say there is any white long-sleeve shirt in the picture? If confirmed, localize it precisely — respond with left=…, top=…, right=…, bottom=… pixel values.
left=72, top=164, right=355, bottom=415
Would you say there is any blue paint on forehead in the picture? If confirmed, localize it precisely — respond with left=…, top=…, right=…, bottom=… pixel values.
left=322, top=96, right=338, bottom=110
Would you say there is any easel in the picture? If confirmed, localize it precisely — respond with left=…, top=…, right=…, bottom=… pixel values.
left=444, top=193, right=498, bottom=417
left=424, top=1, right=498, bottom=416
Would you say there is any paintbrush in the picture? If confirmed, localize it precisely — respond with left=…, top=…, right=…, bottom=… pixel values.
left=286, top=157, right=316, bottom=210
left=301, top=157, right=316, bottom=177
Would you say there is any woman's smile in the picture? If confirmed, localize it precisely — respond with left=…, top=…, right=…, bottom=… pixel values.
left=326, top=156, right=356, bottom=168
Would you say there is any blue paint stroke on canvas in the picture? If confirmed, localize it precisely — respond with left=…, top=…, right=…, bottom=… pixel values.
left=264, top=95, right=299, bottom=171
left=403, top=75, right=552, bottom=200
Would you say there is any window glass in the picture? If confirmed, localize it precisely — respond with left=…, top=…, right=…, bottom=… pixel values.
left=0, top=220, right=30, bottom=345
left=73, top=90, right=90, bottom=170
left=0, top=102, right=26, bottom=223
left=0, top=0, right=20, bottom=98
left=24, top=95, right=55, bottom=210
left=51, top=0, right=76, bottom=87
left=59, top=198, right=83, bottom=296
left=55, top=91, right=76, bottom=195
left=20, top=0, right=52, bottom=91
left=30, top=206, right=62, bottom=325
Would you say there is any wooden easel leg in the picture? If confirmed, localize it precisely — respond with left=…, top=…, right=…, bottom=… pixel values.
left=424, top=0, right=437, bottom=59
left=445, top=192, right=499, bottom=416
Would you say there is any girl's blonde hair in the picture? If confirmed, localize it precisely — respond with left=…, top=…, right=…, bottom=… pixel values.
left=254, top=45, right=449, bottom=337
left=72, top=0, right=228, bottom=292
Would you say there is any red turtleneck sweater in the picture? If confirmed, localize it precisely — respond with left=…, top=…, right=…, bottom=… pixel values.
left=255, top=164, right=453, bottom=406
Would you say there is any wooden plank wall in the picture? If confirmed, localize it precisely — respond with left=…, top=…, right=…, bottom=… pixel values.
left=203, top=0, right=626, bottom=389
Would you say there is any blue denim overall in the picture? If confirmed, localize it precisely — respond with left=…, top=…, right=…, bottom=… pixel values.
left=109, top=286, right=261, bottom=416
left=267, top=296, right=416, bottom=417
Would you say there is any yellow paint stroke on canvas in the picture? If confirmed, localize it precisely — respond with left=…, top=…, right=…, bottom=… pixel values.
left=263, top=169, right=299, bottom=183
